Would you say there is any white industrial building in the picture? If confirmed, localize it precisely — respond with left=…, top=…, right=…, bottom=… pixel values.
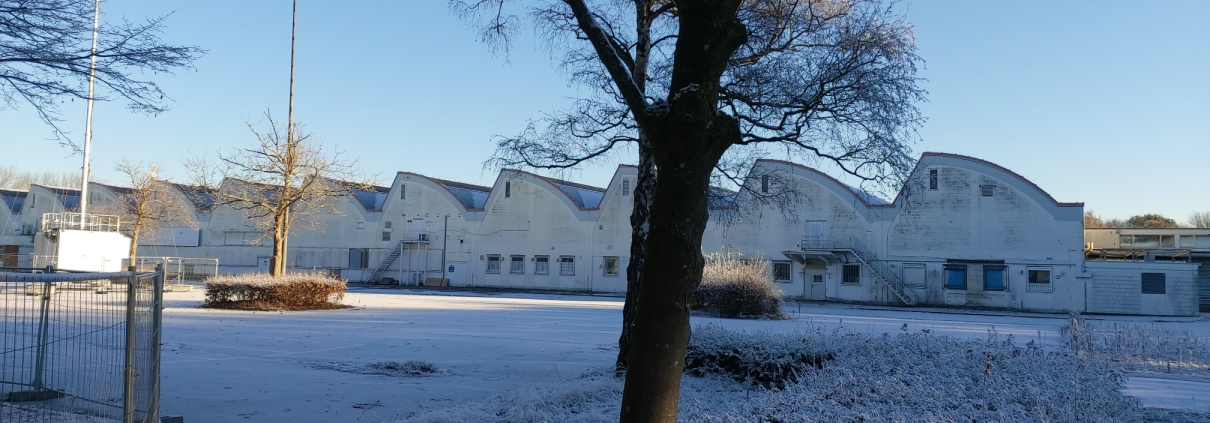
left=0, top=153, right=1200, bottom=316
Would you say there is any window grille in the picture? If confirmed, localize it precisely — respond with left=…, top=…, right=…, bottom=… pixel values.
left=486, top=255, right=501, bottom=274
left=981, top=185, right=995, bottom=197
left=603, top=257, right=619, bottom=276
left=559, top=256, right=575, bottom=276
left=534, top=256, right=549, bottom=274
left=929, top=169, right=938, bottom=190
left=510, top=255, right=525, bottom=274
left=622, top=179, right=630, bottom=196
left=842, top=264, right=861, bottom=284
left=773, top=261, right=791, bottom=282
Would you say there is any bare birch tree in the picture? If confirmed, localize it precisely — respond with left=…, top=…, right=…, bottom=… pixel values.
left=186, top=112, right=361, bottom=276
left=455, top=0, right=925, bottom=420
left=0, top=0, right=203, bottom=148
left=93, top=159, right=195, bottom=262
left=1188, top=211, right=1210, bottom=228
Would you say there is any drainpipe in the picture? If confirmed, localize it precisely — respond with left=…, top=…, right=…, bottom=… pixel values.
left=441, top=214, right=448, bottom=281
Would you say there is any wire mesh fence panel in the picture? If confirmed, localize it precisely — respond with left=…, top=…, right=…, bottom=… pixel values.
left=0, top=270, right=161, bottom=423
left=128, top=257, right=216, bottom=287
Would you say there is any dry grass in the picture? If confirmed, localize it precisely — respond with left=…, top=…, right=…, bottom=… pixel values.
left=203, top=272, right=350, bottom=311
left=693, top=252, right=785, bottom=318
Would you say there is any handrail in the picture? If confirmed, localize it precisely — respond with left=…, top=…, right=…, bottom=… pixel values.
left=798, top=235, right=917, bottom=306
left=40, top=212, right=121, bottom=232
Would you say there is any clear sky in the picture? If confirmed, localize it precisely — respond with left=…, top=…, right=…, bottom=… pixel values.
left=2, top=1, right=1207, bottom=222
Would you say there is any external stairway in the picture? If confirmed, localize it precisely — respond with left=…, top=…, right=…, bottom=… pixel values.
left=798, top=236, right=917, bottom=306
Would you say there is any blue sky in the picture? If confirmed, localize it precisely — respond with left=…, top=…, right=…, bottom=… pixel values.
left=1, top=0, right=1207, bottom=221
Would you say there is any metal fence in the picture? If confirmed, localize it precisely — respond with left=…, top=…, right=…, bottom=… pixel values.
left=127, top=257, right=218, bottom=287
left=0, top=268, right=163, bottom=423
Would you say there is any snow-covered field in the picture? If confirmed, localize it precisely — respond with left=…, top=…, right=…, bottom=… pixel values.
left=157, top=287, right=1210, bottom=422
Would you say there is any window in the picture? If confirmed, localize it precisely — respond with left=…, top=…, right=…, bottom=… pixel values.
left=1026, top=268, right=1052, bottom=292
left=983, top=265, right=1006, bottom=291
left=944, top=265, right=967, bottom=289
left=842, top=264, right=861, bottom=284
left=603, top=256, right=619, bottom=276
left=929, top=169, right=938, bottom=190
left=382, top=231, right=391, bottom=241
left=486, top=255, right=501, bottom=274
left=773, top=261, right=792, bottom=282
left=902, top=263, right=926, bottom=288
left=761, top=175, right=770, bottom=193
left=384, top=221, right=392, bottom=229
left=400, top=184, right=405, bottom=199
left=505, top=181, right=511, bottom=198
left=980, top=185, right=995, bottom=197
left=348, top=249, right=369, bottom=269
left=510, top=255, right=525, bottom=274
left=622, top=178, right=631, bottom=196
left=559, top=256, right=575, bottom=276
left=1141, top=273, right=1166, bottom=294
left=357, top=222, right=365, bottom=230
left=534, top=256, right=550, bottom=275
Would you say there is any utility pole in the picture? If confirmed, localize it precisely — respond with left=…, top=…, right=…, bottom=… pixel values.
left=278, top=0, right=298, bottom=276
left=79, top=0, right=101, bottom=220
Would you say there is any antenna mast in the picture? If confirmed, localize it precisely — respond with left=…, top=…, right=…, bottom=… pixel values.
left=79, top=0, right=102, bottom=219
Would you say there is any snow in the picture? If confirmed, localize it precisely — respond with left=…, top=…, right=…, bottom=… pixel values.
left=156, top=288, right=1210, bottom=422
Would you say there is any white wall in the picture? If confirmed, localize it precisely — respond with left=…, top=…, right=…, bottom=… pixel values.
left=1085, top=261, right=1200, bottom=316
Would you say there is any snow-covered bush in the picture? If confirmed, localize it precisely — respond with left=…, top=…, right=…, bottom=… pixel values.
left=404, top=325, right=1157, bottom=422
left=203, top=272, right=348, bottom=310
left=685, top=324, right=832, bottom=389
left=694, top=252, right=784, bottom=318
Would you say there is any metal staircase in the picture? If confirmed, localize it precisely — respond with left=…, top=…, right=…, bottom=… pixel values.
left=369, top=240, right=405, bottom=283
left=800, top=236, right=917, bottom=306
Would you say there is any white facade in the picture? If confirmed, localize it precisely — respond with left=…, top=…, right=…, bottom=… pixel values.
left=16, top=153, right=1193, bottom=316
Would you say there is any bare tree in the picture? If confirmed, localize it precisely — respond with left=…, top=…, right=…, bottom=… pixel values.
left=93, top=159, right=195, bottom=262
left=0, top=165, right=85, bottom=189
left=455, top=0, right=924, bottom=420
left=187, top=112, right=360, bottom=276
left=1188, top=211, right=1210, bottom=228
left=1084, top=210, right=1104, bottom=229
left=0, top=0, right=203, bottom=148
left=1126, top=213, right=1179, bottom=229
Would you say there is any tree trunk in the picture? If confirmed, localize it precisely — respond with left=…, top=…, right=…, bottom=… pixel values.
left=128, top=226, right=140, bottom=265
left=616, top=134, right=655, bottom=373
left=271, top=213, right=287, bottom=276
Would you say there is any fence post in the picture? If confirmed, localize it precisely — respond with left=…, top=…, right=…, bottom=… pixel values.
left=31, top=277, right=53, bottom=390
left=124, top=269, right=137, bottom=423
left=149, top=264, right=165, bottom=422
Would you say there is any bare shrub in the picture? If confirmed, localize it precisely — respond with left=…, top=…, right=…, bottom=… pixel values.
left=693, top=252, right=784, bottom=318
left=1061, top=312, right=1210, bottom=373
left=685, top=324, right=832, bottom=389
left=311, top=360, right=445, bottom=378
left=203, top=272, right=349, bottom=311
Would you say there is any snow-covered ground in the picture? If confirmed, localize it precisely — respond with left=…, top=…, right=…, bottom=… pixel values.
left=158, top=287, right=1210, bottom=422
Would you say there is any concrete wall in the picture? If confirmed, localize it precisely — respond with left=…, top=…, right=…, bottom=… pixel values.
left=1085, top=261, right=1200, bottom=316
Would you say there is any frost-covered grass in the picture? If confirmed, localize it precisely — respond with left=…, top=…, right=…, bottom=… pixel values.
left=402, top=324, right=1201, bottom=423
left=1062, top=313, right=1210, bottom=375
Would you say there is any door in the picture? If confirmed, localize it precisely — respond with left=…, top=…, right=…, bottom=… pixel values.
left=2, top=245, right=17, bottom=267
left=447, top=261, right=469, bottom=286
left=410, top=218, right=425, bottom=241
left=257, top=257, right=271, bottom=273
left=805, top=267, right=826, bottom=300
left=805, top=221, right=826, bottom=248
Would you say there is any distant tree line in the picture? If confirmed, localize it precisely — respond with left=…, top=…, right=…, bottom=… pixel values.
left=1085, top=211, right=1210, bottom=229
left=0, top=165, right=96, bottom=190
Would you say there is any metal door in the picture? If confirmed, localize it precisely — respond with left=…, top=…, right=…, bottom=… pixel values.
left=806, top=268, right=826, bottom=300
left=257, top=257, right=271, bottom=272
left=805, top=221, right=826, bottom=247
left=447, top=261, right=469, bottom=285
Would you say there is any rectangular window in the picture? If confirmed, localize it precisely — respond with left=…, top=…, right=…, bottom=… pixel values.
left=486, top=255, right=501, bottom=274
left=1026, top=268, right=1052, bottom=292
left=842, top=264, right=861, bottom=284
left=1141, top=273, right=1166, bottom=294
left=622, top=179, right=631, bottom=196
left=534, top=256, right=550, bottom=275
left=400, top=184, right=405, bottom=199
left=773, top=261, right=792, bottom=282
left=902, top=263, right=926, bottom=288
left=510, top=255, right=525, bottom=274
left=944, top=265, right=967, bottom=289
left=761, top=175, right=770, bottom=193
left=929, top=169, right=938, bottom=190
left=349, top=248, right=369, bottom=269
left=384, top=221, right=392, bottom=229
left=559, top=256, right=575, bottom=276
left=983, top=265, right=1006, bottom=291
left=603, top=256, right=619, bottom=276
left=382, top=231, right=391, bottom=241
left=505, top=181, right=511, bottom=198
left=981, top=185, right=995, bottom=197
